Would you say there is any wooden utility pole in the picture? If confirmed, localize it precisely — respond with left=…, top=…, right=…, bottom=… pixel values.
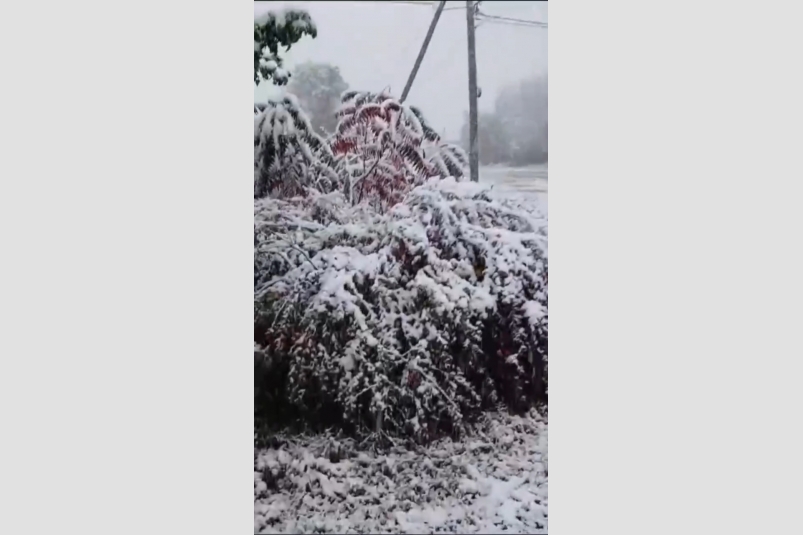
left=465, top=0, right=480, bottom=182
left=400, top=0, right=448, bottom=103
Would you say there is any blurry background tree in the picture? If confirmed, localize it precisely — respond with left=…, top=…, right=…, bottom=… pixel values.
left=254, top=10, right=317, bottom=85
left=460, top=74, right=548, bottom=166
left=286, top=62, right=349, bottom=135
left=460, top=110, right=511, bottom=165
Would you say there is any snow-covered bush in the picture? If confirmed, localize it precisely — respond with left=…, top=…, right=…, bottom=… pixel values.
left=254, top=85, right=547, bottom=444
left=331, top=91, right=468, bottom=211
left=254, top=95, right=342, bottom=199
left=254, top=178, right=547, bottom=443
left=255, top=90, right=469, bottom=211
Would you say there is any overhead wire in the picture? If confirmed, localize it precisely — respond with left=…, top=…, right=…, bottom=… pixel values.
left=352, top=1, right=464, bottom=10
left=424, top=17, right=485, bottom=77
left=382, top=1, right=437, bottom=5
left=478, top=19, right=546, bottom=30
left=475, top=12, right=548, bottom=28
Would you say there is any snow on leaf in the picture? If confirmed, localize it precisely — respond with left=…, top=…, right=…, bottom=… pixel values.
left=255, top=178, right=547, bottom=440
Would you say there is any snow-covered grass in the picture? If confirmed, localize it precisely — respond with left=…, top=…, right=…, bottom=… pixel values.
left=480, top=165, right=547, bottom=214
left=480, top=164, right=547, bottom=186
left=254, top=410, right=548, bottom=534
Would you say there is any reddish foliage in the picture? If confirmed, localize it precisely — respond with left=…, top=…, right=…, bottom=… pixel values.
left=330, top=91, right=463, bottom=212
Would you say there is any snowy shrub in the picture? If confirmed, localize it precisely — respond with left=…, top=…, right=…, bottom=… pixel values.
left=331, top=91, right=469, bottom=212
left=255, top=90, right=468, bottom=213
left=254, top=95, right=342, bottom=199
left=253, top=83, right=547, bottom=444
left=254, top=178, right=547, bottom=443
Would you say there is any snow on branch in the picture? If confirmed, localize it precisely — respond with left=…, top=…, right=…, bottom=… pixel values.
left=254, top=9, right=317, bottom=85
left=330, top=91, right=469, bottom=212
left=254, top=179, right=547, bottom=442
left=254, top=95, right=341, bottom=199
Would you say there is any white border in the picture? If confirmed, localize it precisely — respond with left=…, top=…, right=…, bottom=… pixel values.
left=1, top=0, right=802, bottom=533
left=552, top=0, right=803, bottom=534
left=0, top=0, right=254, bottom=533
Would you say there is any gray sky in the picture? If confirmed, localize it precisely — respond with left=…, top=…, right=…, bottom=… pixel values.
left=254, top=1, right=547, bottom=140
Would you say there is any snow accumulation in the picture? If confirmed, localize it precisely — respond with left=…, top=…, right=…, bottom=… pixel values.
left=480, top=165, right=548, bottom=217
left=254, top=410, right=548, bottom=534
left=254, top=9, right=288, bottom=27
left=254, top=8, right=317, bottom=34
left=261, top=59, right=278, bottom=73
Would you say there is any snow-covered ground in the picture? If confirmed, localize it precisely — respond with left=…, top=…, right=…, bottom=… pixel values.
left=480, top=164, right=548, bottom=215
left=254, top=410, right=548, bottom=534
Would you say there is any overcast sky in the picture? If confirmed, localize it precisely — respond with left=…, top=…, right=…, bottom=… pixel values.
left=254, top=1, right=547, bottom=140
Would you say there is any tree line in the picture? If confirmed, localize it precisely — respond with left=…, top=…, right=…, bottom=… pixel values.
left=460, top=75, right=548, bottom=166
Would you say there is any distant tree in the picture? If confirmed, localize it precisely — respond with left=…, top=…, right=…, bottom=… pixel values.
left=254, top=9, right=317, bottom=86
left=287, top=62, right=349, bottom=136
left=460, top=111, right=512, bottom=165
left=495, top=75, right=548, bottom=165
left=460, top=74, right=548, bottom=166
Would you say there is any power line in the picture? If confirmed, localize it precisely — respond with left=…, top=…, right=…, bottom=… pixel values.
left=476, top=12, right=547, bottom=25
left=383, top=1, right=436, bottom=5
left=360, top=1, right=467, bottom=11
left=478, top=19, right=546, bottom=30
left=343, top=0, right=544, bottom=24
left=476, top=12, right=547, bottom=28
left=477, top=17, right=547, bottom=28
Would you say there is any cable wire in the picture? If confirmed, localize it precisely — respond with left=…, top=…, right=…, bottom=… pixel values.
left=476, top=12, right=547, bottom=28
left=477, top=19, right=546, bottom=30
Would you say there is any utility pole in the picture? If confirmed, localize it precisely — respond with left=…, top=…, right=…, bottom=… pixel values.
left=465, top=0, right=480, bottom=182
left=400, top=0, right=448, bottom=103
